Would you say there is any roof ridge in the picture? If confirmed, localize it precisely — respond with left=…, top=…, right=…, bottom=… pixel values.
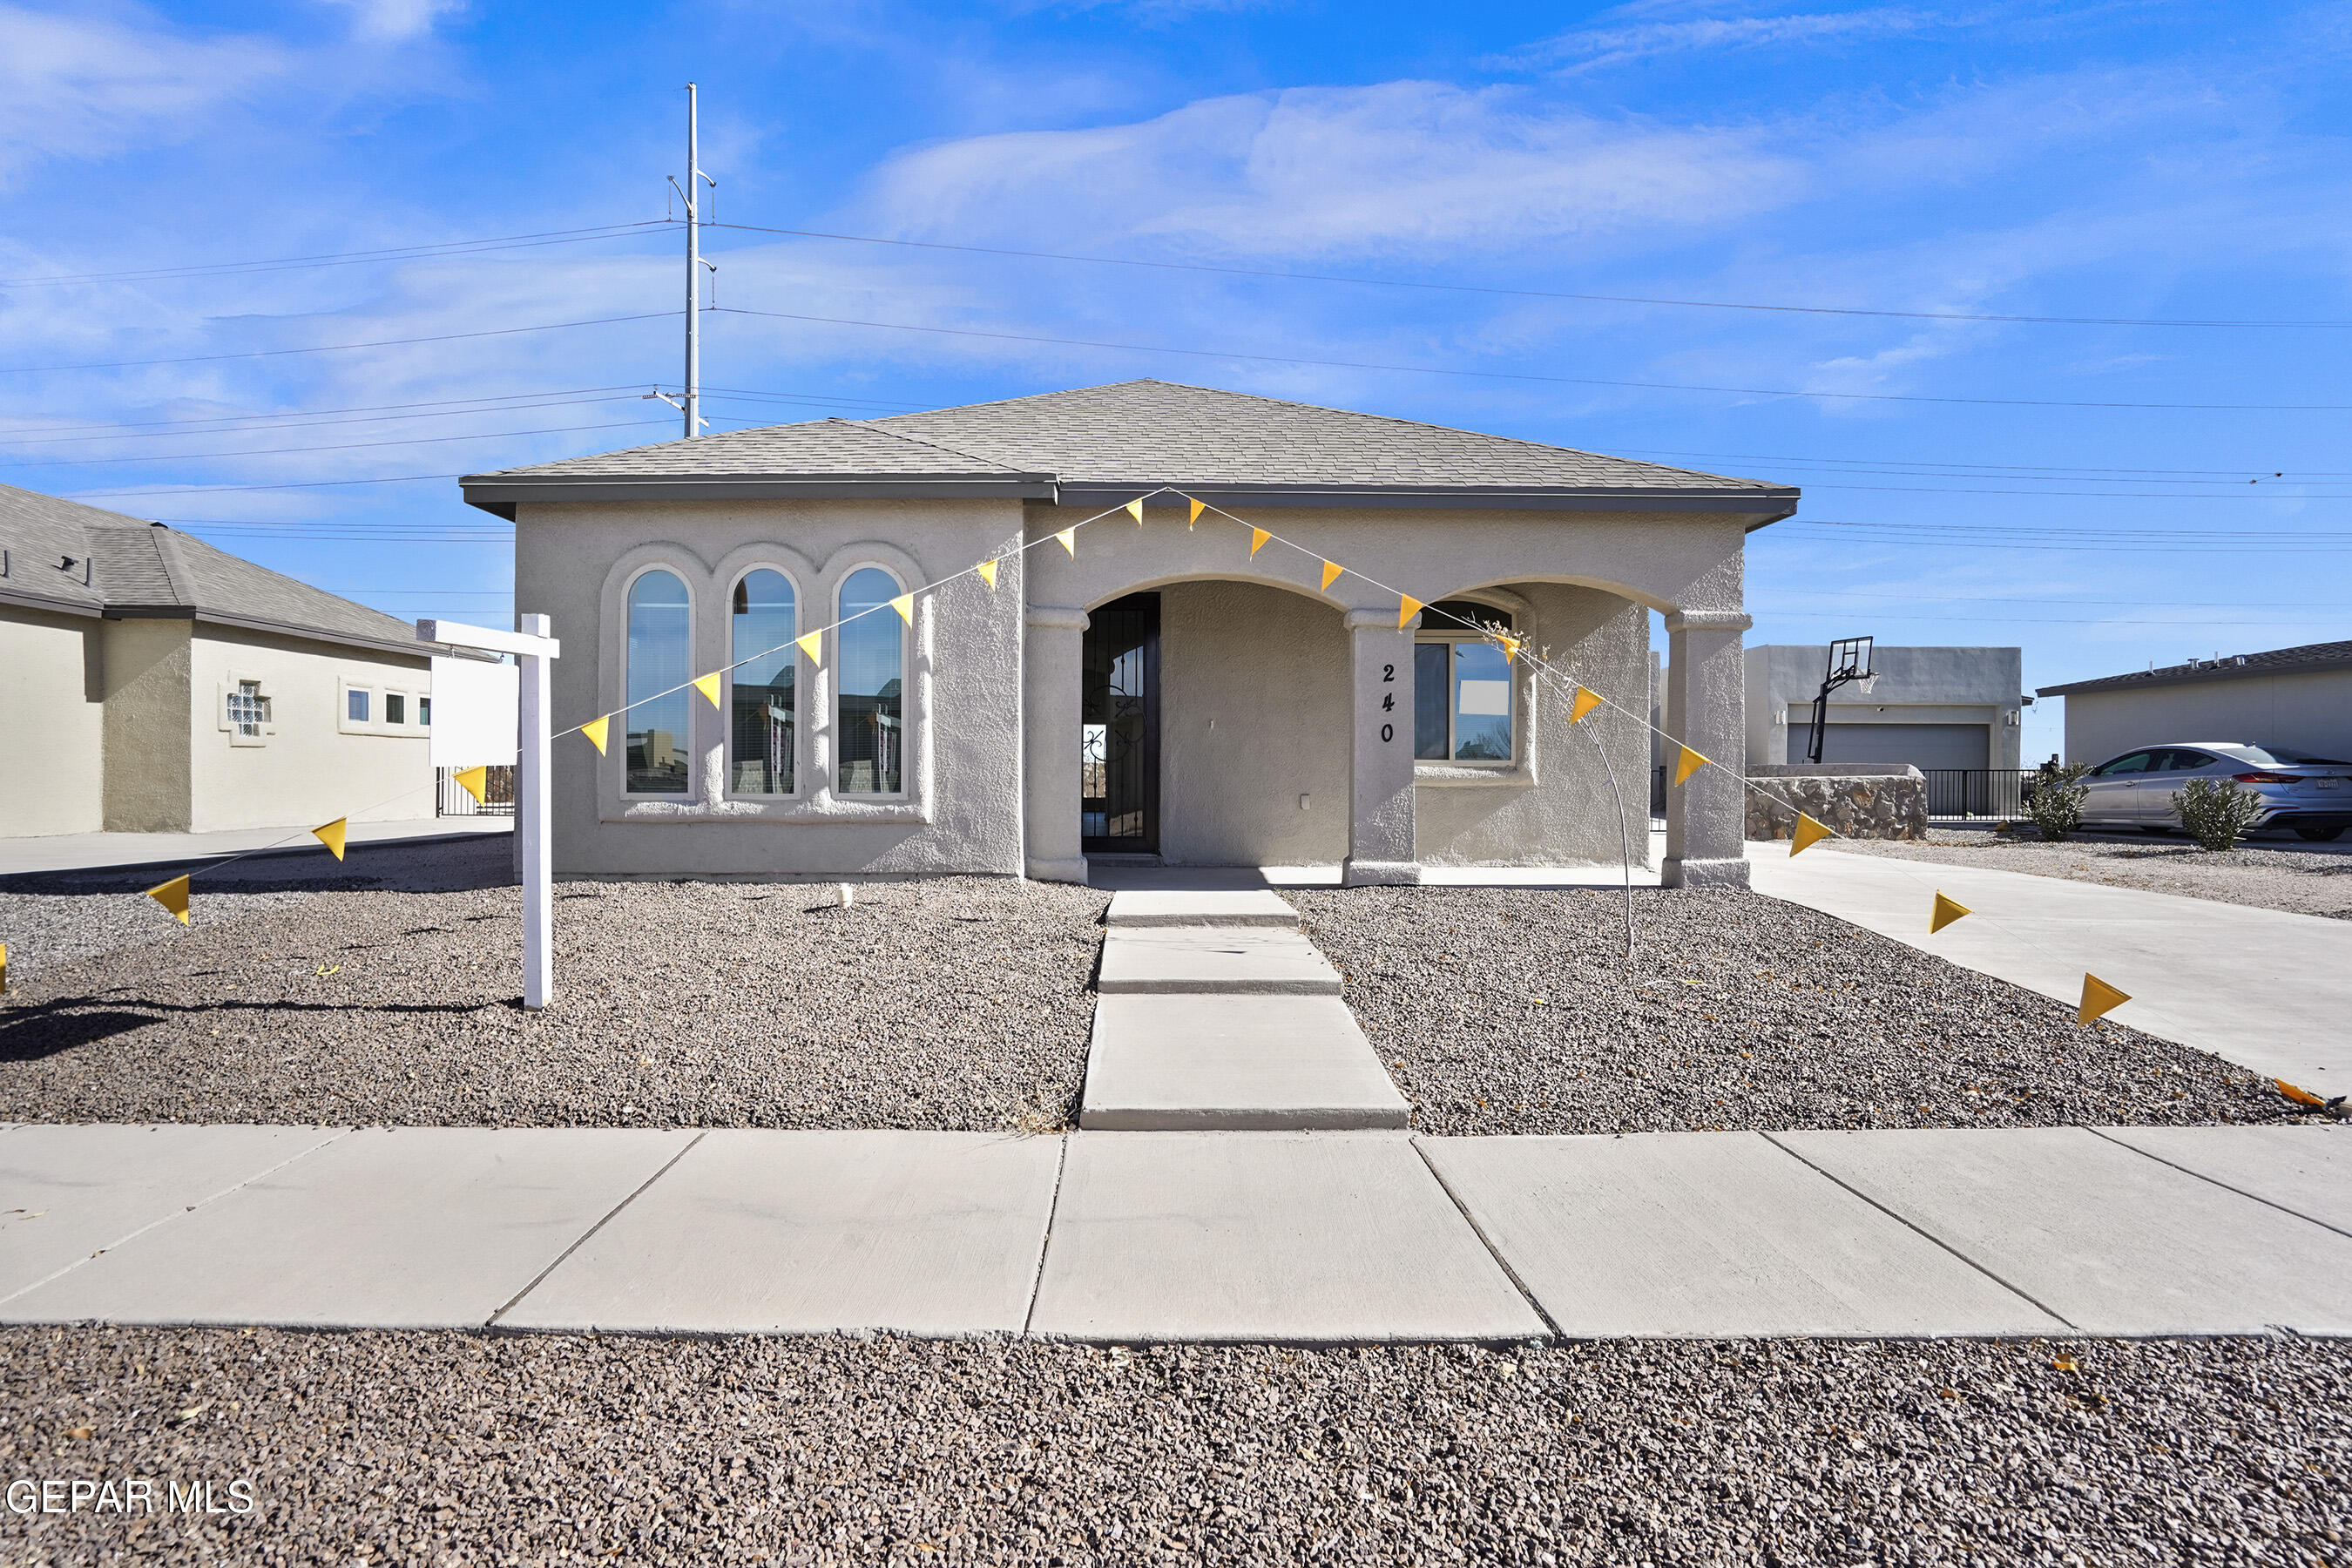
left=832, top=417, right=1025, bottom=473
left=145, top=526, right=189, bottom=605
left=867, top=379, right=1166, bottom=427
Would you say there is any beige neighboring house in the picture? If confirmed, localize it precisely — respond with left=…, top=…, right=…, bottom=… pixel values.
left=0, top=483, right=463, bottom=839
left=2039, top=639, right=2352, bottom=767
left=462, top=380, right=1798, bottom=888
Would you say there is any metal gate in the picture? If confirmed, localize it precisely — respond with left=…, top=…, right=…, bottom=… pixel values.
left=1081, top=592, right=1159, bottom=855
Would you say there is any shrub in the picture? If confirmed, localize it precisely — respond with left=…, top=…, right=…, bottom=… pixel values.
left=2026, top=763, right=2091, bottom=841
left=2173, top=775, right=2262, bottom=851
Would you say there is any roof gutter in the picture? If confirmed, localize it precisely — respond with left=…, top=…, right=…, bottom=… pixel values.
left=460, top=471, right=1059, bottom=518
left=102, top=603, right=476, bottom=662
left=2039, top=655, right=2352, bottom=699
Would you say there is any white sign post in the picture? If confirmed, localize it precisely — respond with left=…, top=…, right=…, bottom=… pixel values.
left=418, top=617, right=562, bottom=1010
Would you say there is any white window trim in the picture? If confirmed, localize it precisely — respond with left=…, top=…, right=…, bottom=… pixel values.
left=723, top=564, right=805, bottom=802
left=1412, top=598, right=1539, bottom=789
left=830, top=563, right=912, bottom=804
left=338, top=675, right=424, bottom=738
left=216, top=670, right=276, bottom=747
left=619, top=562, right=699, bottom=800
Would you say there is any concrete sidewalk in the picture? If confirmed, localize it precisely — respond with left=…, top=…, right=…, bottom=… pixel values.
left=1748, top=841, right=2352, bottom=1092
left=0, top=818, right=510, bottom=879
left=3, top=1121, right=2346, bottom=1342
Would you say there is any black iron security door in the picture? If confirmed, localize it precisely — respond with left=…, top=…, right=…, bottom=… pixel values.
left=1081, top=592, right=1160, bottom=855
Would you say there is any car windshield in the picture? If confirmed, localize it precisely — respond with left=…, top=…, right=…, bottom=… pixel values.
left=2213, top=745, right=2352, bottom=767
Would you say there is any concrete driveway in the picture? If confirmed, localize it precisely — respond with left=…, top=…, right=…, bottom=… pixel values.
left=1748, top=841, right=2352, bottom=1092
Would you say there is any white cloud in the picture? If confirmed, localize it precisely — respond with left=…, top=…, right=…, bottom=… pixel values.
left=859, top=81, right=1808, bottom=260
left=314, top=0, right=465, bottom=44
left=1510, top=3, right=1932, bottom=73
left=0, top=4, right=294, bottom=178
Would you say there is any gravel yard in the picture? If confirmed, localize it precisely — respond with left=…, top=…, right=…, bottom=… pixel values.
left=1293, top=886, right=2300, bottom=1137
left=3, top=1327, right=2342, bottom=1565
left=1820, top=830, right=2352, bottom=919
left=0, top=840, right=1105, bottom=1132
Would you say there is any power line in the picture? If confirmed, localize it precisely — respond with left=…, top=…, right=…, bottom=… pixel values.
left=0, top=389, right=652, bottom=443
left=1617, top=446, right=2337, bottom=479
left=73, top=473, right=469, bottom=497
left=710, top=305, right=2352, bottom=412
left=1754, top=588, right=2352, bottom=608
left=0, top=312, right=681, bottom=376
left=0, top=222, right=673, bottom=288
left=706, top=220, right=2352, bottom=330
left=0, top=417, right=677, bottom=469
left=1756, top=608, right=2350, bottom=625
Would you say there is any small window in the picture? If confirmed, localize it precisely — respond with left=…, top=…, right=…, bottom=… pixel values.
left=418, top=697, right=431, bottom=727
left=386, top=693, right=406, bottom=725
left=1413, top=601, right=1515, bottom=764
left=348, top=688, right=371, bottom=723
left=226, top=680, right=270, bottom=737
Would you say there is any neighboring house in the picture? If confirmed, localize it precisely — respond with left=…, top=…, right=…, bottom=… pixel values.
left=2038, top=640, right=2352, bottom=766
left=461, top=380, right=1797, bottom=887
left=1745, top=645, right=2024, bottom=773
left=0, top=483, right=470, bottom=838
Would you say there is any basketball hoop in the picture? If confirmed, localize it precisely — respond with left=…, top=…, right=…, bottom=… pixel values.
left=1806, top=635, right=1878, bottom=763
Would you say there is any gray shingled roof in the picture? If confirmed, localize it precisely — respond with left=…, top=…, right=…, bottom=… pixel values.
left=0, top=482, right=456, bottom=659
left=463, top=380, right=1796, bottom=515
left=2038, top=640, right=2352, bottom=698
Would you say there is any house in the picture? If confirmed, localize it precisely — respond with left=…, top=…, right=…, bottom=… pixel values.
left=1745, top=645, right=2025, bottom=772
left=460, top=381, right=1798, bottom=887
left=2038, top=640, right=2352, bottom=766
left=0, top=483, right=471, bottom=839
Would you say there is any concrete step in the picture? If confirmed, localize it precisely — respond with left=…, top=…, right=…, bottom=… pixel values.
left=1104, top=889, right=1298, bottom=928
left=1095, top=926, right=1342, bottom=996
left=1080, top=995, right=1409, bottom=1131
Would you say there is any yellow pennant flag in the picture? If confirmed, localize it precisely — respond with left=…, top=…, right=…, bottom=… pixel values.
left=1928, top=891, right=1970, bottom=934
left=2276, top=1078, right=2329, bottom=1109
left=146, top=875, right=192, bottom=926
left=795, top=631, right=823, bottom=664
left=976, top=558, right=998, bottom=591
left=1570, top=686, right=1604, bottom=724
left=453, top=764, right=489, bottom=805
left=1056, top=527, right=1077, bottom=557
left=889, top=593, right=915, bottom=625
left=692, top=672, right=722, bottom=707
left=1, top=941, right=10, bottom=995
left=1398, top=595, right=1423, bottom=630
left=1249, top=527, right=1272, bottom=558
left=1498, top=634, right=1522, bottom=665
left=1320, top=560, right=1342, bottom=591
left=1790, top=813, right=1832, bottom=855
left=1673, top=745, right=1709, bottom=786
left=2078, top=973, right=2132, bottom=1026
left=580, top=715, right=610, bottom=754
left=312, top=817, right=348, bottom=861
left=1187, top=497, right=1205, bottom=528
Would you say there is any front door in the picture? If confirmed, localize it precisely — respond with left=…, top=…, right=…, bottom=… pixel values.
left=1081, top=592, right=1159, bottom=855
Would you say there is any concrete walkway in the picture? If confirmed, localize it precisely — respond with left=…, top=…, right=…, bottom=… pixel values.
left=3, top=1122, right=2346, bottom=1341
left=1080, top=887, right=1409, bottom=1130
left=1747, top=842, right=2352, bottom=1092
left=0, top=818, right=510, bottom=879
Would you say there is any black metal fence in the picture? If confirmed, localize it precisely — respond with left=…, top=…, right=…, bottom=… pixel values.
left=436, top=764, right=516, bottom=817
left=1923, top=768, right=2038, bottom=820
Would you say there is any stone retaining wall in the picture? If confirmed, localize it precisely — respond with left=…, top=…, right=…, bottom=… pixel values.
left=1745, top=765, right=1928, bottom=841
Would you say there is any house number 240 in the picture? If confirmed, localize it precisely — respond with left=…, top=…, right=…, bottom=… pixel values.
left=1380, top=663, right=1396, bottom=743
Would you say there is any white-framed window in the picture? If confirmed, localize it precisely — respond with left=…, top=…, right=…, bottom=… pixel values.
left=729, top=568, right=797, bottom=795
left=835, top=565, right=904, bottom=796
left=338, top=677, right=424, bottom=736
left=386, top=692, right=406, bottom=725
left=348, top=686, right=372, bottom=724
left=1414, top=599, right=1516, bottom=765
left=418, top=696, right=432, bottom=727
left=625, top=567, right=693, bottom=795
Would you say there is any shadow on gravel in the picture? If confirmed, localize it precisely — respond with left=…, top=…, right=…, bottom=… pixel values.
left=0, top=839, right=516, bottom=900
left=0, top=993, right=500, bottom=1062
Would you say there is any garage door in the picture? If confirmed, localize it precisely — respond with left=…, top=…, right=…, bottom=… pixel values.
left=1818, top=723, right=1990, bottom=770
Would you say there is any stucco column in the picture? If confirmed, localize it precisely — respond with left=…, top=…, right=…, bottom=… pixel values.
left=1024, top=605, right=1089, bottom=883
left=1663, top=608, right=1753, bottom=889
left=1342, top=610, right=1420, bottom=886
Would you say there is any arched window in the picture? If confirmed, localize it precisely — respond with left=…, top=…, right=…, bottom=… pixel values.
left=836, top=566, right=903, bottom=795
left=730, top=569, right=796, bottom=794
left=1414, top=599, right=1515, bottom=764
left=625, top=569, right=692, bottom=794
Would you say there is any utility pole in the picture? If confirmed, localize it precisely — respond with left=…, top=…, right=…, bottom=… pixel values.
left=663, top=84, right=714, bottom=440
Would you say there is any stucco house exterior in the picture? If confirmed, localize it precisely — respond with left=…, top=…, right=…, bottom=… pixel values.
left=1746, top=645, right=2025, bottom=771
left=0, top=484, right=459, bottom=838
left=2039, top=640, right=2352, bottom=766
left=461, top=382, right=1797, bottom=888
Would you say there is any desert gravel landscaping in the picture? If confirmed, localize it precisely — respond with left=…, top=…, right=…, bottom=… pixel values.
left=3, top=1327, right=2343, bottom=1565
left=1821, top=830, right=2352, bottom=919
left=0, top=841, right=1105, bottom=1132
left=1293, top=886, right=2300, bottom=1137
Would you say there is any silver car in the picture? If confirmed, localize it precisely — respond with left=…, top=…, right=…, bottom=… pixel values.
left=2078, top=743, right=2352, bottom=841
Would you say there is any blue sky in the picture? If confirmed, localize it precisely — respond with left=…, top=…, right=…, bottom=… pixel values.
left=6, top=0, right=2351, bottom=761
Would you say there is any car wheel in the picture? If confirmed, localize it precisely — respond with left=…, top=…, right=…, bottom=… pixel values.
left=2295, top=826, right=2347, bottom=842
